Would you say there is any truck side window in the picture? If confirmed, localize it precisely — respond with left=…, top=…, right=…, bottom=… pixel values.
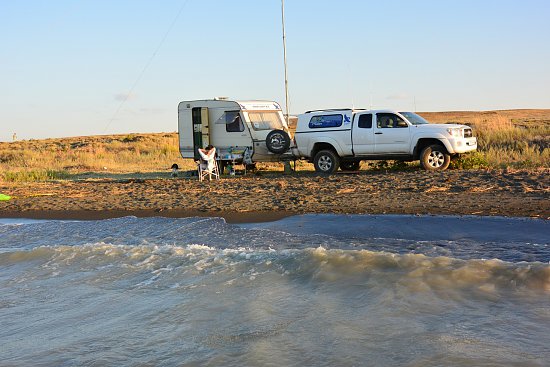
left=226, top=111, right=244, bottom=132
left=358, top=114, right=372, bottom=128
left=376, top=113, right=406, bottom=128
left=309, top=114, right=343, bottom=128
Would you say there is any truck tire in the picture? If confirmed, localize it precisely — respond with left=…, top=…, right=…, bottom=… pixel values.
left=420, top=144, right=451, bottom=171
left=340, top=161, right=360, bottom=171
left=314, top=150, right=340, bottom=174
left=266, top=129, right=291, bottom=154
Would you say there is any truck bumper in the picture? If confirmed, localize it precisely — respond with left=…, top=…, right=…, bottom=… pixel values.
left=446, top=137, right=477, bottom=154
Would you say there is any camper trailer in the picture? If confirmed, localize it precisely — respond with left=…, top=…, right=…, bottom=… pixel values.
left=178, top=99, right=293, bottom=168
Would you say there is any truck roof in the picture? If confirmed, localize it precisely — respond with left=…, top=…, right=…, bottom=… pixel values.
left=304, top=108, right=365, bottom=114
left=301, top=108, right=403, bottom=115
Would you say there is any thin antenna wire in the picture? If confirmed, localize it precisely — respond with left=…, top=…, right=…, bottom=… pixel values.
left=368, top=79, right=373, bottom=110
left=281, top=0, right=290, bottom=122
left=103, top=0, right=190, bottom=134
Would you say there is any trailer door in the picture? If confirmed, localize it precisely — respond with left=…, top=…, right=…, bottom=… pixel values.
left=192, top=107, right=209, bottom=160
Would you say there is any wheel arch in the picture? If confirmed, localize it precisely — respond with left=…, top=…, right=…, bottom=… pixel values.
left=414, top=138, right=451, bottom=158
left=311, top=141, right=339, bottom=159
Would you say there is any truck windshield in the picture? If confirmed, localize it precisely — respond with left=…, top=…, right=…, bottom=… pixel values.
left=399, top=112, right=430, bottom=125
left=248, top=111, right=285, bottom=131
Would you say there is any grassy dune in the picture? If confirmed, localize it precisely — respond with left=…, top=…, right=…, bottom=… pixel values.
left=1, top=110, right=548, bottom=182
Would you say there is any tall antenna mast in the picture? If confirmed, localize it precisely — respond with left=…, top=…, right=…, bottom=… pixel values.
left=281, top=0, right=290, bottom=122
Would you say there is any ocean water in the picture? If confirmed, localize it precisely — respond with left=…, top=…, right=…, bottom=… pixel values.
left=0, top=214, right=549, bottom=367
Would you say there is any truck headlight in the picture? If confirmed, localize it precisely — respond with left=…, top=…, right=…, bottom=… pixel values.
left=447, top=128, right=462, bottom=137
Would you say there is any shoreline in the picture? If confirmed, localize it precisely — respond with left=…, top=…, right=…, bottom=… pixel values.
left=0, top=209, right=548, bottom=226
left=1, top=169, right=549, bottom=222
left=0, top=209, right=298, bottom=224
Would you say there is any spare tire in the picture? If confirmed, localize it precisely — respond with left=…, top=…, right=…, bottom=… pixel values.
left=266, top=129, right=291, bottom=154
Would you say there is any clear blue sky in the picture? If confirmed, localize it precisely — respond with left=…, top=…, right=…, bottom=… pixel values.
left=2, top=0, right=549, bottom=141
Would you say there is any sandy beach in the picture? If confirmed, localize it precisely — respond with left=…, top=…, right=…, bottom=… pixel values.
left=0, top=169, right=548, bottom=222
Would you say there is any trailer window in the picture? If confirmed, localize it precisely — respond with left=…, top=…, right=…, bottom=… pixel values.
left=225, top=111, right=245, bottom=132
left=309, top=114, right=343, bottom=129
left=248, top=111, right=284, bottom=131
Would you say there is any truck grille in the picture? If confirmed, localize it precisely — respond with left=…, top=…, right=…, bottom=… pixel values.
left=464, top=128, right=473, bottom=138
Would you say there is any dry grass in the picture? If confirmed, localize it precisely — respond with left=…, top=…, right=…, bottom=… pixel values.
left=0, top=133, right=196, bottom=182
left=1, top=109, right=549, bottom=182
left=419, top=109, right=550, bottom=168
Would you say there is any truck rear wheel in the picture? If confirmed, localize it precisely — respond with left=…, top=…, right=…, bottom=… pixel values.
left=340, top=161, right=360, bottom=171
left=420, top=144, right=451, bottom=171
left=313, top=150, right=340, bottom=174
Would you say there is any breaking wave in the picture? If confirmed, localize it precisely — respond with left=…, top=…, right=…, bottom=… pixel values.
left=2, top=243, right=549, bottom=293
left=1, top=215, right=549, bottom=366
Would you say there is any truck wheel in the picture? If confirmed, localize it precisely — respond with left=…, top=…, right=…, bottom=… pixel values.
left=420, top=144, right=451, bottom=171
left=314, top=150, right=340, bottom=174
left=266, top=129, right=291, bottom=154
left=340, top=161, right=360, bottom=171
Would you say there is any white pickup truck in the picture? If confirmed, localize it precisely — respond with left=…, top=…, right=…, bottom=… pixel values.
left=293, top=109, right=477, bottom=173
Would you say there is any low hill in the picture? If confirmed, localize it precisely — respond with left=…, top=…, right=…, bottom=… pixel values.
left=418, top=109, right=550, bottom=128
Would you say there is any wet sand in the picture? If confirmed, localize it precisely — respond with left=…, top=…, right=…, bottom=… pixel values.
left=0, top=169, right=548, bottom=222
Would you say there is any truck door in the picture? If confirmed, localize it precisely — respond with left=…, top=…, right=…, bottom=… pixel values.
left=374, top=113, right=410, bottom=153
left=352, top=113, right=374, bottom=154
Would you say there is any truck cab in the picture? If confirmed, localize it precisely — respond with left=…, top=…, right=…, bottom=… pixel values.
left=294, top=109, right=477, bottom=172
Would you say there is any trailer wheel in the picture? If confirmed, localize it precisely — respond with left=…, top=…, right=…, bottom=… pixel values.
left=313, top=150, right=340, bottom=174
left=420, top=144, right=451, bottom=171
left=340, top=161, right=360, bottom=171
left=266, top=129, right=291, bottom=154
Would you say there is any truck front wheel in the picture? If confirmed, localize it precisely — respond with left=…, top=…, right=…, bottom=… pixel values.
left=313, top=150, right=340, bottom=174
left=420, top=144, right=451, bottom=171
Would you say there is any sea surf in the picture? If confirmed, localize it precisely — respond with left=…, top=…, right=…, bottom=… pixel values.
left=1, top=214, right=548, bottom=366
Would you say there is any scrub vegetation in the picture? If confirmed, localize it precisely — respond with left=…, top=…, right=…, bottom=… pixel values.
left=1, top=110, right=548, bottom=182
left=420, top=109, right=550, bottom=169
left=0, top=133, right=189, bottom=182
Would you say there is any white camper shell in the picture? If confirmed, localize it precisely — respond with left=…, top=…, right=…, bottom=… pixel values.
left=178, top=99, right=293, bottom=166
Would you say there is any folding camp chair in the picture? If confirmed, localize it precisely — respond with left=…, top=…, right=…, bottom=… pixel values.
left=198, top=158, right=220, bottom=182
